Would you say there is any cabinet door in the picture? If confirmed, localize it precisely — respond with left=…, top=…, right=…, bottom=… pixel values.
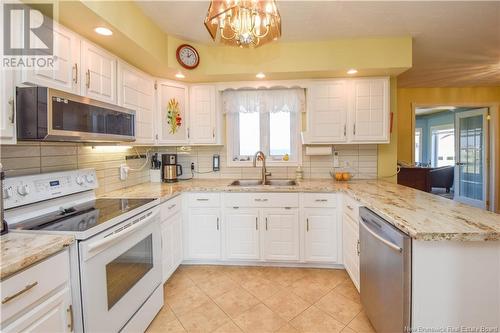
left=3, top=287, right=72, bottom=333
left=350, top=78, right=389, bottom=143
left=157, top=81, right=189, bottom=145
left=187, top=208, right=220, bottom=259
left=262, top=208, right=299, bottom=261
left=304, top=208, right=338, bottom=263
left=189, top=85, right=216, bottom=144
left=161, top=217, right=174, bottom=282
left=118, top=62, right=155, bottom=144
left=342, top=213, right=360, bottom=290
left=171, top=212, right=183, bottom=268
left=0, top=69, right=16, bottom=144
left=81, top=41, right=117, bottom=104
left=305, top=80, right=348, bottom=143
left=23, top=23, right=80, bottom=94
left=224, top=208, right=260, bottom=260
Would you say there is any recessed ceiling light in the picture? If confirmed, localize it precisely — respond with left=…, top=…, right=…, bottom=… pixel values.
left=347, top=69, right=358, bottom=75
left=256, top=72, right=266, bottom=79
left=175, top=72, right=185, bottom=79
left=94, top=27, right=113, bottom=36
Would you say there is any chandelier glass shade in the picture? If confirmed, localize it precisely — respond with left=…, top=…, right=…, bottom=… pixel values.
left=204, top=0, right=281, bottom=47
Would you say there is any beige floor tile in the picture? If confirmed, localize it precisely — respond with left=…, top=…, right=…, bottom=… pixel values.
left=289, top=306, right=345, bottom=333
left=275, top=323, right=300, bottom=333
left=167, top=286, right=211, bottom=316
left=340, top=327, right=357, bottom=333
left=302, top=269, right=348, bottom=287
left=213, top=287, right=260, bottom=319
left=347, top=311, right=376, bottom=333
left=177, top=300, right=230, bottom=333
left=241, top=277, right=283, bottom=301
left=225, top=266, right=266, bottom=284
left=262, top=289, right=310, bottom=321
left=234, top=303, right=287, bottom=333
left=213, top=320, right=244, bottom=333
left=332, top=279, right=360, bottom=304
left=164, top=272, right=196, bottom=297
left=197, top=274, right=239, bottom=298
left=260, top=267, right=308, bottom=287
left=152, top=304, right=178, bottom=325
left=182, top=265, right=222, bottom=283
left=146, top=318, right=187, bottom=333
left=288, top=277, right=333, bottom=304
left=314, top=291, right=362, bottom=325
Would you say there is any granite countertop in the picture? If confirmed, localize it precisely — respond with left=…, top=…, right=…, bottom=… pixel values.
left=103, top=179, right=500, bottom=242
left=1, top=232, right=74, bottom=280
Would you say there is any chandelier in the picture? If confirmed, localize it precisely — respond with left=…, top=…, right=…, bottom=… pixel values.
left=204, top=0, right=281, bottom=48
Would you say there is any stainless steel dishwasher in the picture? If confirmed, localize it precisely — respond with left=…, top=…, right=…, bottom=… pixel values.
left=359, top=207, right=412, bottom=333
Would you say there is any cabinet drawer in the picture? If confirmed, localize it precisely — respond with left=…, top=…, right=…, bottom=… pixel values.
left=1, top=250, right=70, bottom=324
left=302, top=193, right=338, bottom=208
left=224, top=193, right=299, bottom=208
left=343, top=194, right=360, bottom=221
left=188, top=193, right=220, bottom=207
left=160, top=195, right=182, bottom=219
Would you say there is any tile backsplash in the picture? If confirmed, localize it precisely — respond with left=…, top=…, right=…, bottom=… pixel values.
left=0, top=143, right=377, bottom=195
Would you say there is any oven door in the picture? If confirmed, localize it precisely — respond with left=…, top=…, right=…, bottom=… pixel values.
left=79, top=207, right=161, bottom=332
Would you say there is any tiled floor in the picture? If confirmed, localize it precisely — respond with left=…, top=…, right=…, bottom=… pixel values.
left=146, top=265, right=375, bottom=333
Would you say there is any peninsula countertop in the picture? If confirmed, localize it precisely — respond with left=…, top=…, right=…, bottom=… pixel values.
left=102, top=179, right=500, bottom=242
left=0, top=232, right=74, bottom=280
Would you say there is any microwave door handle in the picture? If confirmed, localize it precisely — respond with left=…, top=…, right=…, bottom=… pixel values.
left=85, top=209, right=158, bottom=258
left=360, top=219, right=402, bottom=253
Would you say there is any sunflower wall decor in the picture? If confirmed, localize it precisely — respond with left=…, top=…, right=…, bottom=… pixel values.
left=167, top=98, right=182, bottom=134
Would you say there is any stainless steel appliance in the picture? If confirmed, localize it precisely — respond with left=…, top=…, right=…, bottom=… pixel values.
left=16, top=87, right=136, bottom=142
left=359, top=207, right=412, bottom=333
left=162, top=153, right=183, bottom=183
left=3, top=169, right=163, bottom=332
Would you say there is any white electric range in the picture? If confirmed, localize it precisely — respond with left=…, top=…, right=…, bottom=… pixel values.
left=3, top=169, right=163, bottom=333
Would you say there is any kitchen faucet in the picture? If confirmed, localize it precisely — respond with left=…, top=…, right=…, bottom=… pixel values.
left=253, top=151, right=272, bottom=183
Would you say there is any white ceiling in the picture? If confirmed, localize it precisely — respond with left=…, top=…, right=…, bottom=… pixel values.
left=136, top=1, right=500, bottom=87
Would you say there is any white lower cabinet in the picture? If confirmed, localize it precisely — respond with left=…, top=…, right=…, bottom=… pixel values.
left=186, top=208, right=221, bottom=260
left=304, top=208, right=339, bottom=263
left=224, top=208, right=260, bottom=260
left=342, top=213, right=360, bottom=290
left=262, top=208, right=300, bottom=261
left=161, top=211, right=183, bottom=282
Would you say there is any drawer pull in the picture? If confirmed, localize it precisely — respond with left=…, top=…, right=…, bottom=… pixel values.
left=196, top=198, right=209, bottom=201
left=2, top=281, right=38, bottom=304
left=284, top=207, right=291, bottom=210
left=233, top=206, right=239, bottom=209
left=67, top=304, right=74, bottom=332
left=168, top=204, right=176, bottom=210
left=315, top=199, right=328, bottom=202
left=254, top=198, right=269, bottom=202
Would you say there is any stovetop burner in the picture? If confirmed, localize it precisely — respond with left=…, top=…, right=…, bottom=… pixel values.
left=12, top=198, right=156, bottom=232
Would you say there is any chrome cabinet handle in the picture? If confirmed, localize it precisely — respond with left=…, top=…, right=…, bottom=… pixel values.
left=254, top=198, right=268, bottom=202
left=73, top=63, right=78, bottom=84
left=315, top=199, right=327, bottom=202
left=2, top=281, right=38, bottom=304
left=86, top=69, right=90, bottom=89
left=67, top=304, right=74, bottom=332
left=356, top=240, right=360, bottom=256
left=344, top=124, right=346, bottom=137
left=265, top=217, right=268, bottom=230
left=212, top=128, right=215, bottom=138
left=8, top=98, right=14, bottom=123
left=216, top=217, right=219, bottom=230
left=187, top=128, right=190, bottom=139
left=353, top=123, right=356, bottom=135
left=306, top=218, right=309, bottom=232
left=168, top=204, right=176, bottom=210
left=255, top=217, right=258, bottom=230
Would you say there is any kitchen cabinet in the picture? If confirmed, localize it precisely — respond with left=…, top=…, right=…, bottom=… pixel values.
left=224, top=208, right=260, bottom=260
left=305, top=80, right=348, bottom=143
left=161, top=211, right=183, bottom=282
left=303, top=208, right=338, bottom=263
left=342, top=195, right=361, bottom=290
left=0, top=68, right=16, bottom=144
left=186, top=208, right=221, bottom=259
left=156, top=81, right=189, bottom=145
left=22, top=22, right=81, bottom=94
left=262, top=208, right=300, bottom=261
left=118, top=61, right=155, bottom=145
left=189, top=85, right=218, bottom=144
left=80, top=40, right=117, bottom=104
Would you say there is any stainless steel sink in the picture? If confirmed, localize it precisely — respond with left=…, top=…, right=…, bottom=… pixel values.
left=229, top=179, right=297, bottom=186
left=265, top=179, right=297, bottom=186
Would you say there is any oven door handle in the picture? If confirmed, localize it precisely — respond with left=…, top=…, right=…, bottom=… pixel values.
left=85, top=209, right=159, bottom=258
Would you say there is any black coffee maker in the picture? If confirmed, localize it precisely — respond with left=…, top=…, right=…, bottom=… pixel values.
left=161, top=154, right=183, bottom=183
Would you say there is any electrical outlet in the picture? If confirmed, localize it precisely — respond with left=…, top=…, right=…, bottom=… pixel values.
left=191, top=162, right=195, bottom=171
left=119, top=164, right=130, bottom=180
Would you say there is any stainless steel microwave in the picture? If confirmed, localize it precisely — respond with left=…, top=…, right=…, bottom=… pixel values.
left=16, top=87, right=136, bottom=142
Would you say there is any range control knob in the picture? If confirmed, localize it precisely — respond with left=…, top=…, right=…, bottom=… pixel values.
left=85, top=174, right=95, bottom=183
left=17, top=184, right=31, bottom=196
left=75, top=176, right=84, bottom=185
left=3, top=187, right=13, bottom=199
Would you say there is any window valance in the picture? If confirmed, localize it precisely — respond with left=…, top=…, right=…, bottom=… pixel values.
left=222, top=88, right=305, bottom=114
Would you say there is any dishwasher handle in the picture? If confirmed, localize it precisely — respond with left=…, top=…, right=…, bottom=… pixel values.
left=360, top=218, right=402, bottom=253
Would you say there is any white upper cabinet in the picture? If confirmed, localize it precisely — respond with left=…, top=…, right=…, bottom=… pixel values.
left=118, top=61, right=155, bottom=144
left=80, top=41, right=117, bottom=104
left=262, top=208, right=300, bottom=261
left=224, top=208, right=260, bottom=260
left=0, top=68, right=16, bottom=144
left=305, top=80, right=348, bottom=143
left=304, top=77, right=390, bottom=144
left=22, top=23, right=80, bottom=94
left=189, top=85, right=217, bottom=144
left=350, top=78, right=390, bottom=143
left=156, top=81, right=189, bottom=145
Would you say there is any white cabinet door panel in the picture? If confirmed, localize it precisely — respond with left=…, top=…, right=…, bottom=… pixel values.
left=224, top=208, right=260, bottom=260
left=81, top=41, right=117, bottom=104
left=0, top=68, right=16, bottom=144
left=304, top=208, right=338, bottom=263
left=189, top=85, right=216, bottom=144
left=187, top=208, right=220, bottom=259
left=262, top=209, right=299, bottom=261
left=157, top=81, right=189, bottom=145
left=342, top=213, right=360, bottom=290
